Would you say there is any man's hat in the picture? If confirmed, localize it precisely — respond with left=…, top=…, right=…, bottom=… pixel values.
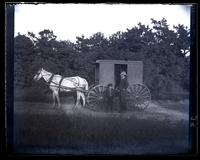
left=120, top=71, right=127, bottom=76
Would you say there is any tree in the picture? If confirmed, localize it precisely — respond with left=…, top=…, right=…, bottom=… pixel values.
left=14, top=33, right=36, bottom=88
left=144, top=18, right=190, bottom=98
left=14, top=18, right=190, bottom=100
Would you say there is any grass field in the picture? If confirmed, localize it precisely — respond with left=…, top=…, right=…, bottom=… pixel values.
left=13, top=98, right=190, bottom=155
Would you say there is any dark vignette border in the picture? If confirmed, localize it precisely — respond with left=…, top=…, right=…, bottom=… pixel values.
left=5, top=4, right=14, bottom=156
left=3, top=2, right=199, bottom=159
left=189, top=3, right=198, bottom=155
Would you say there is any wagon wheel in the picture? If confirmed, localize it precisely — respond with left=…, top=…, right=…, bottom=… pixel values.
left=84, top=84, right=96, bottom=96
left=126, top=84, right=151, bottom=111
left=86, top=85, right=107, bottom=111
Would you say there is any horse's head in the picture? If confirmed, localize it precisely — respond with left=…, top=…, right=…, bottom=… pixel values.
left=34, top=68, right=43, bottom=81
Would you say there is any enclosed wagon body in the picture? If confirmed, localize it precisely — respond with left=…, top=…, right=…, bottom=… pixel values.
left=86, top=60, right=151, bottom=112
left=95, top=60, right=143, bottom=87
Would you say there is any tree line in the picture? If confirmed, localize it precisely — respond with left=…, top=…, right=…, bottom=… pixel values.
left=14, top=18, right=190, bottom=99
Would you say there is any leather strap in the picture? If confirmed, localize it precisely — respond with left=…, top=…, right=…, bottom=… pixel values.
left=58, top=76, right=65, bottom=92
left=48, top=74, right=54, bottom=85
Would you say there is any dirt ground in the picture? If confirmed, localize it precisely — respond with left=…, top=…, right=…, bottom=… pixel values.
left=13, top=99, right=190, bottom=155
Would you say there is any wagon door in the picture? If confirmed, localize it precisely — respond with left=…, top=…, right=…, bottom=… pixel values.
left=99, top=62, right=114, bottom=86
left=127, top=61, right=143, bottom=84
left=114, top=64, right=127, bottom=88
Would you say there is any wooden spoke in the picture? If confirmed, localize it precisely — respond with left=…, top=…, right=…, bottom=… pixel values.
left=127, top=84, right=151, bottom=111
left=86, top=85, right=107, bottom=111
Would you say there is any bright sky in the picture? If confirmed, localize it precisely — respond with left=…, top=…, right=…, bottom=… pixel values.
left=15, top=3, right=191, bottom=43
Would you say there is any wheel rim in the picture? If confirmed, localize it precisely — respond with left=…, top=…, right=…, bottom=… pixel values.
left=86, top=85, right=107, bottom=111
left=127, top=84, right=151, bottom=111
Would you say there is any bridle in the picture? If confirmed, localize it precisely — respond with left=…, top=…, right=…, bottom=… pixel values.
left=35, top=69, right=55, bottom=84
left=34, top=68, right=49, bottom=79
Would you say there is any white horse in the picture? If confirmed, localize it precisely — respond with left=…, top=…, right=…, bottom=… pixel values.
left=33, top=68, right=88, bottom=108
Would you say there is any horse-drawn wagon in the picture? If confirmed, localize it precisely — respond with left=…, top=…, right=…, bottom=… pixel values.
left=34, top=60, right=151, bottom=112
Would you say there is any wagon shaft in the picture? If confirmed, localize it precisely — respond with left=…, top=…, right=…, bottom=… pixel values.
left=50, top=84, right=87, bottom=93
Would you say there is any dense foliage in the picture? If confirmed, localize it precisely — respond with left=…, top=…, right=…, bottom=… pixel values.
left=14, top=18, right=190, bottom=99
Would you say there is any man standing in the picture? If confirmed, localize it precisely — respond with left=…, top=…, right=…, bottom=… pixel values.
left=118, top=71, right=129, bottom=112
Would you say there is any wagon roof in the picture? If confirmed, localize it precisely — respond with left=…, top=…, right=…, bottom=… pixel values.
left=95, top=60, right=142, bottom=64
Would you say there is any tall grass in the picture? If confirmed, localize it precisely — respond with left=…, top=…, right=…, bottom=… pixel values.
left=14, top=102, right=189, bottom=154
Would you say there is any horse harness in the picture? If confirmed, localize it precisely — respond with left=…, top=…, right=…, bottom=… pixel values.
left=48, top=73, right=55, bottom=85
left=47, top=74, right=80, bottom=92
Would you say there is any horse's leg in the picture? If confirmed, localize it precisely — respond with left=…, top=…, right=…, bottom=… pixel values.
left=52, top=92, right=56, bottom=108
left=80, top=92, right=86, bottom=107
left=75, top=91, right=80, bottom=108
left=55, top=91, right=61, bottom=108
left=73, top=92, right=77, bottom=106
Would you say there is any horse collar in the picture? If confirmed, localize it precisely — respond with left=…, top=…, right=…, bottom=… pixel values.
left=48, top=74, right=55, bottom=85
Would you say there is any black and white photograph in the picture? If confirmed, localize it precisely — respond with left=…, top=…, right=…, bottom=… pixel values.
left=5, top=3, right=197, bottom=155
